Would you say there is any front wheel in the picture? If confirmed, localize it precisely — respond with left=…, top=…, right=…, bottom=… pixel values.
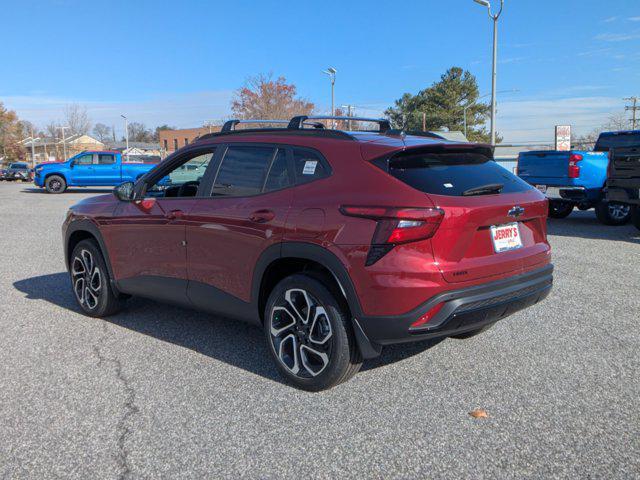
left=70, top=239, right=125, bottom=317
left=264, top=274, right=362, bottom=391
left=45, top=175, right=66, bottom=194
left=595, top=201, right=631, bottom=226
left=548, top=200, right=574, bottom=219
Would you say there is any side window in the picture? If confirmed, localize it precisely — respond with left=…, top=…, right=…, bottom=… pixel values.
left=97, top=154, right=115, bottom=165
left=293, top=149, right=328, bottom=185
left=74, top=154, right=94, bottom=165
left=212, top=146, right=275, bottom=197
left=147, top=149, right=216, bottom=198
left=263, top=149, right=290, bottom=192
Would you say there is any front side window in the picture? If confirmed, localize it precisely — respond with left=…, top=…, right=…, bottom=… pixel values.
left=211, top=146, right=275, bottom=197
left=74, top=154, right=94, bottom=165
left=293, top=148, right=328, bottom=185
left=147, top=149, right=216, bottom=198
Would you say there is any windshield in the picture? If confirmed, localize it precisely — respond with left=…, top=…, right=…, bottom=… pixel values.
left=9, top=163, right=28, bottom=169
left=594, top=132, right=640, bottom=152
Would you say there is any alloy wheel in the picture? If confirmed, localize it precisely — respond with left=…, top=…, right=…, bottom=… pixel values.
left=608, top=203, right=630, bottom=221
left=50, top=179, right=62, bottom=192
left=269, top=288, right=333, bottom=378
left=71, top=249, right=102, bottom=310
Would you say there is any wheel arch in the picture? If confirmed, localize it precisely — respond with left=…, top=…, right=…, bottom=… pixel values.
left=253, top=242, right=381, bottom=359
left=65, top=219, right=120, bottom=297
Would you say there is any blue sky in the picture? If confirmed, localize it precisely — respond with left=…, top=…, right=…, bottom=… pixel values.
left=2, top=0, right=639, bottom=142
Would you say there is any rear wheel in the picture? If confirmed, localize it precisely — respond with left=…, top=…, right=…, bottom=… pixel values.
left=631, top=206, right=640, bottom=232
left=45, top=175, right=66, bottom=194
left=264, top=274, right=362, bottom=391
left=70, top=239, right=125, bottom=317
left=548, top=200, right=574, bottom=219
left=595, top=201, right=631, bottom=226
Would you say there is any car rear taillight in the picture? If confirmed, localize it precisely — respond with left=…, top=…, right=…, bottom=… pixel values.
left=340, top=206, right=444, bottom=265
left=568, top=153, right=583, bottom=178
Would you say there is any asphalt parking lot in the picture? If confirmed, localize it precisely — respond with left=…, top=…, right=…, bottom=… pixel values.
left=1, top=181, right=639, bottom=479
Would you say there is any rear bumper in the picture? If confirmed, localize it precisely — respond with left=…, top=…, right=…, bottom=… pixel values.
left=356, top=264, right=553, bottom=346
left=522, top=181, right=601, bottom=203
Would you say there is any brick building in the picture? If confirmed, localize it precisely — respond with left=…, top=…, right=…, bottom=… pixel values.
left=158, top=126, right=221, bottom=156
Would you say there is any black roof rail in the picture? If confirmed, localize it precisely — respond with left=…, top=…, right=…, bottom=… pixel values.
left=221, top=119, right=290, bottom=132
left=288, top=115, right=391, bottom=133
left=196, top=128, right=356, bottom=142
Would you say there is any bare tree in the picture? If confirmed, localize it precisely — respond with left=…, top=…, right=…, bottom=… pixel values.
left=64, top=104, right=92, bottom=135
left=92, top=123, right=112, bottom=142
left=231, top=73, right=315, bottom=122
left=127, top=122, right=154, bottom=142
left=604, top=112, right=631, bottom=131
left=45, top=121, right=60, bottom=138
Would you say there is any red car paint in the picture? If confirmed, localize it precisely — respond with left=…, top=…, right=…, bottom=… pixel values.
left=64, top=129, right=552, bottom=342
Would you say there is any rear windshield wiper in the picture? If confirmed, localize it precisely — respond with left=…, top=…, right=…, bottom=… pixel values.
left=462, top=183, right=504, bottom=196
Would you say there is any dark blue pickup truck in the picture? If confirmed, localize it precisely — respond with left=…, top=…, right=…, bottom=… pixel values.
left=34, top=151, right=156, bottom=193
left=518, top=134, right=633, bottom=225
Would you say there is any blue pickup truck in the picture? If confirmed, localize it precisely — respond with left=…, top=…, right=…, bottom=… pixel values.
left=34, top=151, right=156, bottom=193
left=517, top=148, right=631, bottom=225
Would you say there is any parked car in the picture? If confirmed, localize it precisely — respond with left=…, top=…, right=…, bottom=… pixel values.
left=3, top=162, right=32, bottom=182
left=517, top=149, right=630, bottom=225
left=0, top=168, right=7, bottom=180
left=33, top=151, right=157, bottom=193
left=63, top=116, right=553, bottom=390
left=603, top=130, right=640, bottom=231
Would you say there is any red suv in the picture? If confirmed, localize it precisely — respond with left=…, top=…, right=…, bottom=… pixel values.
left=63, top=116, right=553, bottom=390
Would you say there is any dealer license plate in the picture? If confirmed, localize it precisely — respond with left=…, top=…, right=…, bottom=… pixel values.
left=490, top=222, right=523, bottom=253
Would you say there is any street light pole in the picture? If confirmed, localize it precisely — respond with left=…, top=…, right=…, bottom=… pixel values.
left=463, top=90, right=517, bottom=139
left=30, top=126, right=36, bottom=167
left=473, top=0, right=504, bottom=146
left=121, top=115, right=129, bottom=161
left=323, top=67, right=337, bottom=128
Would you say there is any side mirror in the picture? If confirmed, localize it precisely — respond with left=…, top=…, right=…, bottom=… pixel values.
left=113, top=181, right=135, bottom=201
left=69, top=161, right=74, bottom=169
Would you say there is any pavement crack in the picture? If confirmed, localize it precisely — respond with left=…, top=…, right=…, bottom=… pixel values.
left=92, top=322, right=140, bottom=480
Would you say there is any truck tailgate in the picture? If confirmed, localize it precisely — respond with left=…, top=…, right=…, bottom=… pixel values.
left=517, top=151, right=570, bottom=181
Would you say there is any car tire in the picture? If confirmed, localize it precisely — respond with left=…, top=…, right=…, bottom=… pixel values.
left=595, top=201, right=631, bottom=226
left=70, top=239, right=125, bottom=317
left=264, top=273, right=362, bottom=391
left=631, top=206, right=640, bottom=232
left=45, top=175, right=67, bottom=194
left=450, top=324, right=493, bottom=339
left=548, top=200, right=574, bottom=219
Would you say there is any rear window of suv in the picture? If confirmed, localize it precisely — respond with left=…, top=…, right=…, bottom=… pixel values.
left=383, top=152, right=532, bottom=197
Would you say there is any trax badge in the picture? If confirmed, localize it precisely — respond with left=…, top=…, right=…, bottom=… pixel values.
left=508, top=206, right=525, bottom=218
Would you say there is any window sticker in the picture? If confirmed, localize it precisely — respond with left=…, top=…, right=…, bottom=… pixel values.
left=302, top=160, right=318, bottom=175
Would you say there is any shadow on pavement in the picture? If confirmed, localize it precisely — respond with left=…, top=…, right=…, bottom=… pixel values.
left=20, top=187, right=112, bottom=194
left=547, top=210, right=640, bottom=244
left=13, top=272, right=440, bottom=385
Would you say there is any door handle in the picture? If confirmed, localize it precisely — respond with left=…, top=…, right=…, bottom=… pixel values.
left=249, top=209, right=275, bottom=223
left=166, top=209, right=184, bottom=220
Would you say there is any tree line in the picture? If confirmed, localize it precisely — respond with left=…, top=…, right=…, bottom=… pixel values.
left=2, top=66, right=637, bottom=163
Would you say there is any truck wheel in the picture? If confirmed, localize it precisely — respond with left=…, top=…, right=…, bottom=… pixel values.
left=548, top=201, right=573, bottom=219
left=264, top=274, right=362, bottom=391
left=595, top=201, right=630, bottom=226
left=631, top=206, right=640, bottom=232
left=45, top=175, right=66, bottom=194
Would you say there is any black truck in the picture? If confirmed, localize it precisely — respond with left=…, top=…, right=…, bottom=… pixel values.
left=602, top=130, right=640, bottom=231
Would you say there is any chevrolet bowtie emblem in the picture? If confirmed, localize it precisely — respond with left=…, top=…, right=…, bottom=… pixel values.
left=508, top=206, right=525, bottom=218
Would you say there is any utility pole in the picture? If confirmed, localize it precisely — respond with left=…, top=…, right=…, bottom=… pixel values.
left=422, top=112, right=426, bottom=131
left=473, top=0, right=504, bottom=146
left=624, top=96, right=639, bottom=130
left=341, top=105, right=355, bottom=130
left=56, top=126, right=70, bottom=161
left=121, top=115, right=129, bottom=161
left=30, top=126, right=36, bottom=167
left=323, top=67, right=337, bottom=128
